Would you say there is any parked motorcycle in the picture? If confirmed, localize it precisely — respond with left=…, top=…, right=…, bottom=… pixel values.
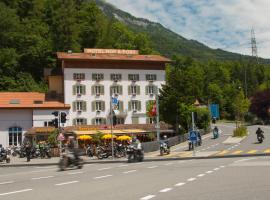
left=160, top=142, right=170, bottom=156
left=0, top=148, right=11, bottom=163
left=96, top=146, right=110, bottom=159
left=126, top=144, right=144, bottom=163
left=59, top=149, right=83, bottom=171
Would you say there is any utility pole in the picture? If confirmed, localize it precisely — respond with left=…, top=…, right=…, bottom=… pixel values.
left=110, top=97, right=114, bottom=160
left=155, top=94, right=160, bottom=142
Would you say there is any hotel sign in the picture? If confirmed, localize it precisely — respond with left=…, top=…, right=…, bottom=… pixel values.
left=84, top=48, right=139, bottom=55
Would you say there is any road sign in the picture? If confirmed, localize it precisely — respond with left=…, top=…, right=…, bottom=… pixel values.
left=190, top=131, right=197, bottom=142
left=210, top=104, right=220, bottom=119
left=111, top=96, right=118, bottom=105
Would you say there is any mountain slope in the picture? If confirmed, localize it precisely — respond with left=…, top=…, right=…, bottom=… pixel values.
left=95, top=0, right=270, bottom=63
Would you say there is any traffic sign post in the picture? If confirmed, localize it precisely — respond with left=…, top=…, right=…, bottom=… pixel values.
left=191, top=112, right=196, bottom=156
left=110, top=96, right=119, bottom=160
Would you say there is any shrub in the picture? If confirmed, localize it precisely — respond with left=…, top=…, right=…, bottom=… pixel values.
left=233, top=126, right=248, bottom=137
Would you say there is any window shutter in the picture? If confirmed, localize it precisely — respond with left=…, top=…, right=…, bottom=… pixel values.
left=128, top=101, right=131, bottom=111
left=119, top=101, right=123, bottom=112
left=91, top=118, right=95, bottom=125
left=82, top=85, right=86, bottom=95
left=73, top=85, right=76, bottom=95
left=137, top=86, right=140, bottom=95
left=102, top=118, right=106, bottom=125
left=82, top=101, right=87, bottom=111
left=92, top=74, right=95, bottom=80
left=73, top=102, right=76, bottom=112
left=83, top=118, right=87, bottom=125
left=154, top=86, right=158, bottom=94
left=101, top=101, right=105, bottom=111
left=110, top=86, right=112, bottom=96
left=145, top=86, right=149, bottom=95
left=91, top=85, right=95, bottom=95
left=119, top=86, right=123, bottom=95
left=138, top=101, right=141, bottom=111
left=128, top=86, right=131, bottom=95
left=92, top=101, right=96, bottom=112
left=101, top=85, right=104, bottom=95
left=146, top=117, right=150, bottom=124
left=73, top=119, right=76, bottom=125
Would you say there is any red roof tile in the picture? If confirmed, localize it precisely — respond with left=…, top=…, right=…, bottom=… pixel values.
left=0, top=92, right=70, bottom=109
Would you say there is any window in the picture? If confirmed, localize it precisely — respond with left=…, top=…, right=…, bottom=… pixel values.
left=92, top=118, right=106, bottom=125
left=92, top=73, right=104, bottom=81
left=147, top=117, right=156, bottom=124
left=73, top=73, right=85, bottom=80
left=116, top=117, right=125, bottom=125
left=73, top=101, right=87, bottom=112
left=8, top=127, right=22, bottom=146
left=111, top=74, right=122, bottom=81
left=128, top=74, right=139, bottom=81
left=92, top=101, right=105, bottom=111
left=73, top=118, right=87, bottom=125
left=146, top=85, right=158, bottom=95
left=146, top=74, right=157, bottom=81
left=129, top=100, right=141, bottom=111
left=110, top=85, right=122, bottom=95
left=132, top=116, right=139, bottom=124
left=128, top=85, right=140, bottom=95
left=73, top=84, right=86, bottom=95
left=91, top=84, right=104, bottom=95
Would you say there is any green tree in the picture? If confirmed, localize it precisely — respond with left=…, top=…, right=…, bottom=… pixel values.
left=232, top=90, right=250, bottom=127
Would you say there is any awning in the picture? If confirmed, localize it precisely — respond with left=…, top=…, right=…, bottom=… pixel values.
left=74, top=129, right=148, bottom=135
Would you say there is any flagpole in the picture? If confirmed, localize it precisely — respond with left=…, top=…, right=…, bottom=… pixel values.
left=110, top=96, right=114, bottom=160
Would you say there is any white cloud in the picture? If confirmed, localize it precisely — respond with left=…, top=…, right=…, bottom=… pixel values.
left=105, top=0, right=270, bottom=58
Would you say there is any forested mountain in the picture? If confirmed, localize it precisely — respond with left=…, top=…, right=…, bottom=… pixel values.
left=95, top=0, right=270, bottom=63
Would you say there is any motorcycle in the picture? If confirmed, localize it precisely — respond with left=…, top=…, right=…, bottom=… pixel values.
left=0, top=148, right=11, bottom=163
left=257, top=134, right=264, bottom=143
left=96, top=146, right=110, bottom=159
left=59, top=149, right=83, bottom=171
left=160, top=142, right=170, bottom=156
left=126, top=144, right=144, bottom=163
left=213, top=130, right=219, bottom=139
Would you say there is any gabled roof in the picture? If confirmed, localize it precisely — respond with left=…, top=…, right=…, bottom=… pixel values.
left=0, top=92, right=70, bottom=109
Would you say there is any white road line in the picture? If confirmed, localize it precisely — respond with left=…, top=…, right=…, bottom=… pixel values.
left=68, top=172, right=83, bottom=175
left=0, top=189, right=33, bottom=196
left=35, top=166, right=55, bottom=169
left=118, top=164, right=128, bottom=167
left=214, top=168, right=220, bottom=171
left=187, top=178, right=196, bottom=182
left=140, top=195, right=156, bottom=200
left=55, top=181, right=79, bottom=186
left=197, top=174, right=205, bottom=177
left=202, top=149, right=206, bottom=151
left=31, top=176, right=54, bottom=180
left=148, top=166, right=158, bottom=169
left=220, top=165, right=225, bottom=168
left=94, top=175, right=113, bottom=179
left=175, top=182, right=186, bottom=187
left=0, top=181, right=14, bottom=185
left=206, top=171, right=213, bottom=174
left=159, top=188, right=172, bottom=193
left=164, top=163, right=173, bottom=166
left=98, top=167, right=111, bottom=171
left=123, top=170, right=137, bottom=174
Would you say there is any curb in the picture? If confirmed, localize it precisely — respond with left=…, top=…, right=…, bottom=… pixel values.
left=1, top=153, right=270, bottom=167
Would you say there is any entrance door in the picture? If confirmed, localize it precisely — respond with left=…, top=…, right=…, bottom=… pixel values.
left=8, top=127, right=22, bottom=146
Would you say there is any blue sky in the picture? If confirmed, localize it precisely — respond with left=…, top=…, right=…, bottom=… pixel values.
left=106, top=0, right=270, bottom=58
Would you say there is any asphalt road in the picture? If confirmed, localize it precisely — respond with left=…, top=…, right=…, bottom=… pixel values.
left=0, top=155, right=270, bottom=200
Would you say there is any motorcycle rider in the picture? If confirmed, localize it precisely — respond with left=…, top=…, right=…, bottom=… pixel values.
left=131, top=137, right=142, bottom=154
left=161, top=135, right=170, bottom=150
left=67, top=136, right=79, bottom=161
left=256, top=127, right=264, bottom=140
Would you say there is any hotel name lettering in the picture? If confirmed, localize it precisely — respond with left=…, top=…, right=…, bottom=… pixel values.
left=77, top=127, right=98, bottom=131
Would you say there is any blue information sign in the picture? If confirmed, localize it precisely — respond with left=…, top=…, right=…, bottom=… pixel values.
left=210, top=104, right=220, bottom=119
left=111, top=97, right=118, bottom=105
left=190, top=131, right=197, bottom=142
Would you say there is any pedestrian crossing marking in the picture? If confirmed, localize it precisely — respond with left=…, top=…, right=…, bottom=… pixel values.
left=247, top=150, right=257, bottom=154
left=231, top=150, right=243, bottom=155
left=264, top=149, right=270, bottom=153
left=217, top=150, right=229, bottom=155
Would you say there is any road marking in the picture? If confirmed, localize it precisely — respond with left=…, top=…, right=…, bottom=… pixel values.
left=164, top=163, right=173, bottom=166
left=94, top=175, right=113, bottom=179
left=206, top=171, right=213, bottom=174
left=98, top=167, right=111, bottom=171
left=123, top=170, right=137, bottom=174
left=159, top=188, right=172, bottom=193
left=219, top=165, right=225, bottom=168
left=175, top=182, right=186, bottom=187
left=148, top=166, right=158, bottom=169
left=68, top=172, right=83, bottom=175
left=140, top=195, right=156, bottom=200
left=232, top=150, right=243, bottom=155
left=214, top=168, right=220, bottom=171
left=217, top=150, right=228, bottom=155
left=55, top=181, right=79, bottom=186
left=264, top=149, right=270, bottom=153
left=197, top=174, right=205, bottom=177
left=32, top=176, right=54, bottom=180
left=0, top=189, right=33, bottom=196
left=247, top=150, right=257, bottom=154
left=187, top=178, right=196, bottom=182
left=35, top=166, right=56, bottom=169
left=118, top=164, right=129, bottom=167
left=0, top=181, right=14, bottom=185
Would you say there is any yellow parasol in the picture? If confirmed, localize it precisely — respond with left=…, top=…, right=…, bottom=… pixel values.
left=102, top=134, right=117, bottom=140
left=117, top=135, right=132, bottom=141
left=78, top=135, right=92, bottom=140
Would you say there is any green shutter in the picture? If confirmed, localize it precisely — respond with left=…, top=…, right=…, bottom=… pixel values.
left=128, top=101, right=131, bottom=111
left=138, top=101, right=141, bottom=111
left=119, top=101, right=123, bottom=112
left=102, top=118, right=106, bottom=125
left=145, top=86, right=149, bottom=95
left=101, top=101, right=105, bottom=111
left=101, top=85, right=104, bottom=95
left=137, top=86, right=140, bottom=95
left=73, top=102, right=76, bottom=112
left=128, top=86, right=131, bottom=95
left=91, top=85, right=95, bottom=95
left=92, top=101, right=95, bottom=112
left=73, top=85, right=76, bottom=95
left=83, top=118, right=87, bottom=125
left=73, top=119, right=76, bottom=125
left=91, top=118, right=95, bottom=125
left=82, top=85, right=86, bottom=95
left=119, top=86, right=123, bottom=95
left=82, top=101, right=87, bottom=111
left=154, top=86, right=158, bottom=94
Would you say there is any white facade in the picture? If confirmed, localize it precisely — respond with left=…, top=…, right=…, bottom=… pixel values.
left=33, top=109, right=70, bottom=127
left=64, top=68, right=165, bottom=126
